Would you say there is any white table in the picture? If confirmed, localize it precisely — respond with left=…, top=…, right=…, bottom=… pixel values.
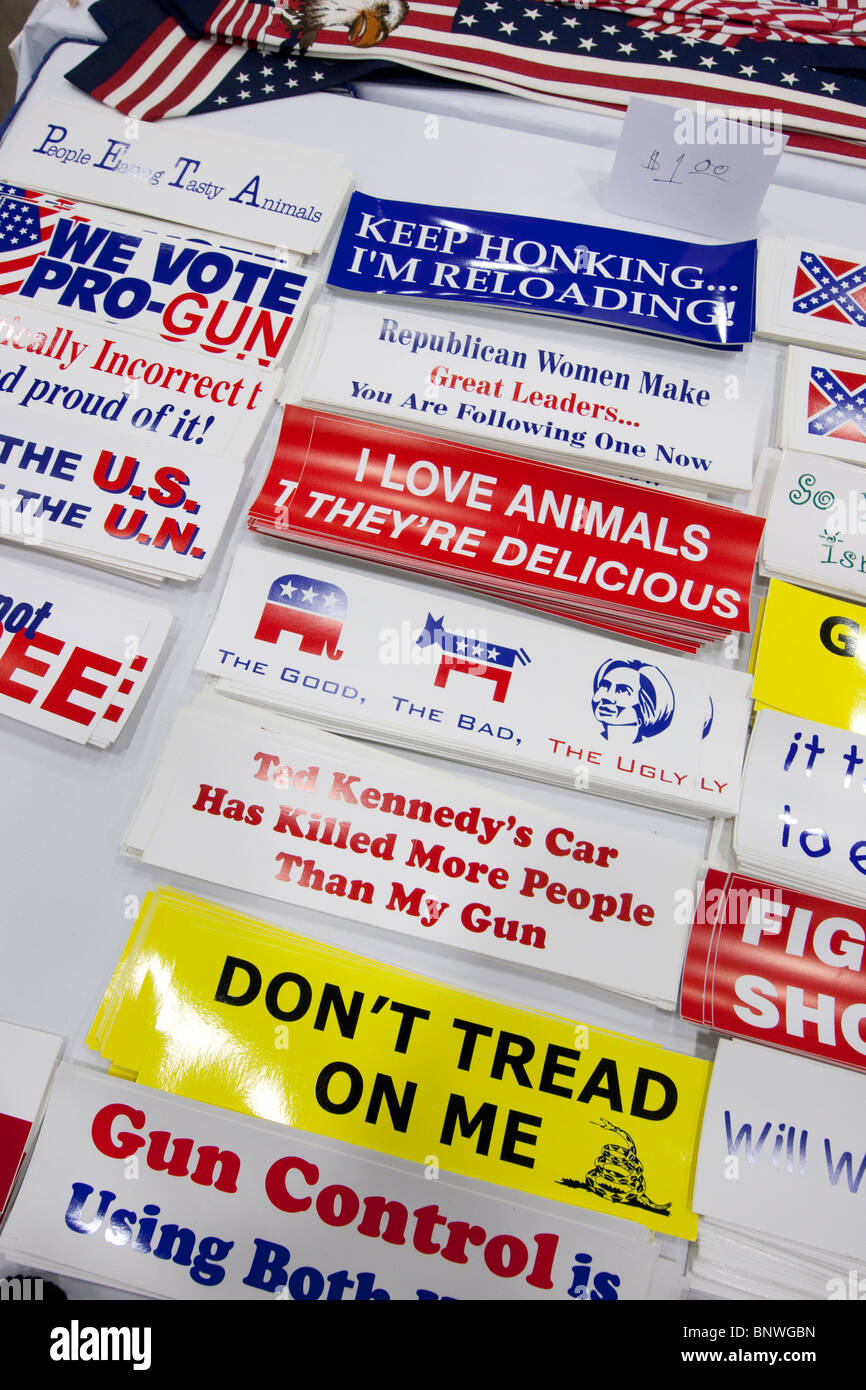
left=3, top=5, right=866, bottom=1304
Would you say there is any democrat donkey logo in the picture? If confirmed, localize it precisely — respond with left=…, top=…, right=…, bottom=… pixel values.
left=417, top=613, right=530, bottom=704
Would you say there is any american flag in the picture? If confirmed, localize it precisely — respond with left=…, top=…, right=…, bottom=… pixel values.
left=304, top=0, right=866, bottom=154
left=0, top=190, right=67, bottom=297
left=68, top=0, right=392, bottom=119
left=595, top=0, right=866, bottom=46
left=162, top=0, right=299, bottom=47
left=793, top=250, right=866, bottom=328
left=65, top=0, right=866, bottom=161
left=807, top=363, right=866, bottom=444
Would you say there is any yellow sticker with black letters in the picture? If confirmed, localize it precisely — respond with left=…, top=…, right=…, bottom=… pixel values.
left=753, top=579, right=866, bottom=732
left=88, top=888, right=710, bottom=1239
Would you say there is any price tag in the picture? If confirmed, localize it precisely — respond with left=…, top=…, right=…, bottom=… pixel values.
left=606, top=97, right=786, bottom=240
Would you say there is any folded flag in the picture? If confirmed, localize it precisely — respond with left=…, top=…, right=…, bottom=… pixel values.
left=592, top=0, right=866, bottom=45
left=63, top=0, right=866, bottom=165
left=66, top=0, right=394, bottom=120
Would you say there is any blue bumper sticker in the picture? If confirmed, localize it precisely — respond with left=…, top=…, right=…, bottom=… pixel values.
left=328, top=192, right=757, bottom=349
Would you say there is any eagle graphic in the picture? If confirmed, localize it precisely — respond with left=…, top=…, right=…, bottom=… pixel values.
left=272, top=0, right=409, bottom=53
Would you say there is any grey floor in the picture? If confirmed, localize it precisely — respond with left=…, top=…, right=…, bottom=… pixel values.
left=2, top=1, right=40, bottom=117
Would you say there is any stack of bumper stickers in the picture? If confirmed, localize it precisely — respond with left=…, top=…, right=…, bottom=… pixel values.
left=287, top=298, right=763, bottom=496
left=758, top=237, right=866, bottom=358
left=682, top=870, right=866, bottom=1075
left=760, top=450, right=866, bottom=603
left=248, top=406, right=765, bottom=652
left=734, top=711, right=866, bottom=908
left=0, top=189, right=313, bottom=371
left=124, top=697, right=702, bottom=1008
left=0, top=406, right=242, bottom=582
left=736, top=582, right=866, bottom=904
left=750, top=578, right=866, bottom=733
left=0, top=1063, right=685, bottom=1301
left=196, top=548, right=751, bottom=815
left=690, top=1040, right=866, bottom=1300
left=0, top=556, right=169, bottom=747
left=0, top=294, right=277, bottom=459
left=778, top=348, right=866, bottom=469
left=81, top=887, right=711, bottom=1242
left=328, top=195, right=758, bottom=349
left=0, top=185, right=313, bottom=580
left=0, top=1019, right=61, bottom=1220
left=0, top=97, right=352, bottom=258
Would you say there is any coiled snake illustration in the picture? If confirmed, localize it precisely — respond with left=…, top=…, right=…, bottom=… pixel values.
left=559, top=1117, right=671, bottom=1216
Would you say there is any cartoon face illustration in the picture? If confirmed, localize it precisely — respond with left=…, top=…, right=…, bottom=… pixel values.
left=591, top=658, right=675, bottom=744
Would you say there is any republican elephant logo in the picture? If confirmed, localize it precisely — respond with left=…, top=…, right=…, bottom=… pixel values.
left=255, top=573, right=347, bottom=660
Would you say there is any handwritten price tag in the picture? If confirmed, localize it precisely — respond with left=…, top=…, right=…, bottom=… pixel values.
left=606, top=96, right=786, bottom=239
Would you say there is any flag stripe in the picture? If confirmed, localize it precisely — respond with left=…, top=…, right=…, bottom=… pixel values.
left=245, top=5, right=273, bottom=42
left=66, top=0, right=866, bottom=162
left=91, top=17, right=182, bottom=101
left=328, top=0, right=866, bottom=125
left=206, top=0, right=283, bottom=46
left=103, top=32, right=208, bottom=111
left=598, top=0, right=866, bottom=21
left=321, top=5, right=852, bottom=116
left=208, top=0, right=247, bottom=36
left=156, top=45, right=246, bottom=115
left=141, top=40, right=243, bottom=117
left=312, top=11, right=866, bottom=136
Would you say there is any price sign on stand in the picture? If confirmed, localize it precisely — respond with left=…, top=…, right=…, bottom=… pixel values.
left=606, top=96, right=786, bottom=239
